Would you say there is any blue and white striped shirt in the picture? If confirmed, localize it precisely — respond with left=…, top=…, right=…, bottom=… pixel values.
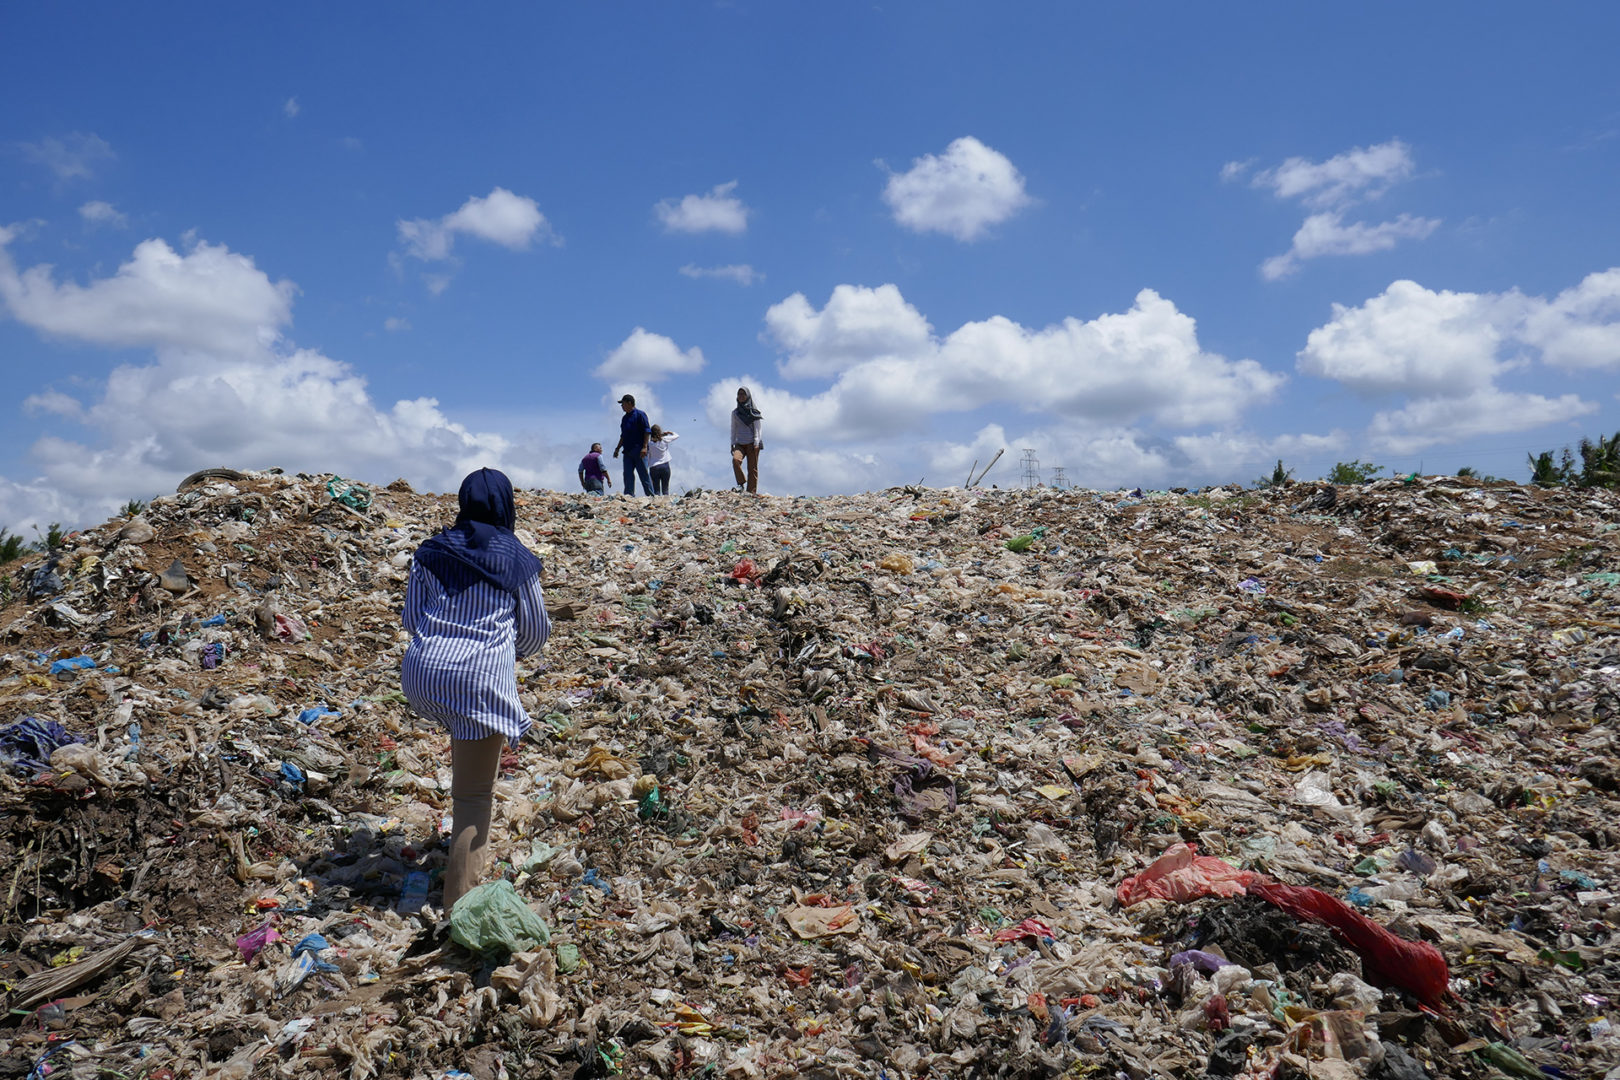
left=401, top=560, right=550, bottom=744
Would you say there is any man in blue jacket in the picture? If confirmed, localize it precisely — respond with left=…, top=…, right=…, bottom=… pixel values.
left=613, top=394, right=654, bottom=496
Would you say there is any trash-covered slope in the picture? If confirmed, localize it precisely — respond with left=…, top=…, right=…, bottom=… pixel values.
left=1, top=470, right=1617, bottom=1080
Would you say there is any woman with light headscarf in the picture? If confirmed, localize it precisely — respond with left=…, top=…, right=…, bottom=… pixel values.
left=402, top=468, right=549, bottom=914
left=730, top=387, right=763, bottom=494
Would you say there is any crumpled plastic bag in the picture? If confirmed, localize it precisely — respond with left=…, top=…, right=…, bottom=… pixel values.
left=0, top=717, right=83, bottom=776
left=51, top=743, right=118, bottom=787
left=563, top=745, right=637, bottom=780
left=1116, top=843, right=1258, bottom=905
left=449, top=880, right=551, bottom=958
left=784, top=903, right=860, bottom=938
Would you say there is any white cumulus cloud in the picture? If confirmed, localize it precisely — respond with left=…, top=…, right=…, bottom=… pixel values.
left=594, top=328, right=706, bottom=382
left=383, top=316, right=411, bottom=332
left=78, top=201, right=128, bottom=229
left=679, top=263, right=761, bottom=285
left=655, top=181, right=750, bottom=235
left=0, top=229, right=577, bottom=530
left=1519, top=268, right=1620, bottom=369
left=1298, top=271, right=1620, bottom=452
left=397, top=187, right=555, bottom=262
left=1368, top=389, right=1594, bottom=454
left=283, top=97, right=300, bottom=118
left=1298, top=280, right=1509, bottom=396
left=0, top=227, right=296, bottom=354
left=765, top=284, right=933, bottom=379
left=706, top=285, right=1282, bottom=446
left=882, top=136, right=1032, bottom=242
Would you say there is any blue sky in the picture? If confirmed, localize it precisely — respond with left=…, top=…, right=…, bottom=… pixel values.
left=3, top=4, right=1618, bottom=528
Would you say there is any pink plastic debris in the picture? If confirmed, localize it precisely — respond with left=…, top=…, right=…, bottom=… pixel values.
left=780, top=806, right=822, bottom=829
left=992, top=917, right=1056, bottom=943
left=1115, top=843, right=1261, bottom=906
left=235, top=920, right=280, bottom=962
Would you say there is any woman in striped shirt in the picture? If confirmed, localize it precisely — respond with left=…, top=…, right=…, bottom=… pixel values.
left=402, top=468, right=550, bottom=914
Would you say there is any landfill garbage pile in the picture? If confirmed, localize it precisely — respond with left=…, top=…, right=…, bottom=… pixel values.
left=1, top=469, right=1618, bottom=1080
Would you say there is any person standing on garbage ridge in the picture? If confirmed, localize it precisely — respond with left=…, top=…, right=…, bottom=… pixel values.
left=578, top=442, right=611, bottom=495
left=730, top=386, right=763, bottom=494
left=612, top=394, right=654, bottom=496
left=401, top=467, right=549, bottom=916
left=647, top=424, right=679, bottom=495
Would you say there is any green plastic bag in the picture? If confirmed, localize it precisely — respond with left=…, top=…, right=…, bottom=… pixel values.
left=1005, top=534, right=1036, bottom=553
left=449, top=880, right=550, bottom=957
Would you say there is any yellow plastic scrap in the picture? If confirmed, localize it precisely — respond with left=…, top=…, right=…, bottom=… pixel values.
left=672, top=1003, right=714, bottom=1036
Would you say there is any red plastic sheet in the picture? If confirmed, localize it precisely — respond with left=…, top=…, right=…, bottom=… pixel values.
left=1117, top=843, right=1450, bottom=1009
left=1248, top=879, right=1450, bottom=1009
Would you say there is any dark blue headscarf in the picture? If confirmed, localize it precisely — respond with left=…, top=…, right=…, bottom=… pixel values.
left=414, top=468, right=543, bottom=597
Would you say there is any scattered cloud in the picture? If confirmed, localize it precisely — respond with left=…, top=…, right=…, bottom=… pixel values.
left=0, top=229, right=568, bottom=530
left=679, top=263, right=761, bottom=286
left=655, top=181, right=750, bottom=235
left=1238, top=139, right=1437, bottom=278
left=1261, top=211, right=1442, bottom=280
left=19, top=132, right=114, bottom=181
left=397, top=187, right=555, bottom=262
left=1251, top=139, right=1416, bottom=210
left=881, top=136, right=1031, bottom=242
left=283, top=96, right=300, bottom=119
left=78, top=200, right=128, bottom=229
left=23, top=390, right=85, bottom=421
left=341, top=136, right=363, bottom=152
left=1298, top=271, right=1620, bottom=452
left=594, top=328, right=705, bottom=382
left=383, top=316, right=411, bottom=332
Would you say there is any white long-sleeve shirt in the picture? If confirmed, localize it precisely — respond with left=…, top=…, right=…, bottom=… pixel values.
left=401, top=561, right=549, bottom=744
left=730, top=411, right=761, bottom=447
left=648, top=432, right=679, bottom=468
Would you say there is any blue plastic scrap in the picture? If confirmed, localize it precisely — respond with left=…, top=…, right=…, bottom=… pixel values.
left=0, top=718, right=84, bottom=776
left=581, top=867, right=616, bottom=897
left=48, top=656, right=96, bottom=675
left=201, top=613, right=227, bottom=627
left=279, top=761, right=307, bottom=788
left=298, top=704, right=340, bottom=725
left=291, top=933, right=340, bottom=971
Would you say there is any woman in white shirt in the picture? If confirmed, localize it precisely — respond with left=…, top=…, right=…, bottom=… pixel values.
left=647, top=425, right=679, bottom=495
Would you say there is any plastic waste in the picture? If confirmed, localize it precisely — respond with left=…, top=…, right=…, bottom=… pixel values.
left=448, top=879, right=550, bottom=957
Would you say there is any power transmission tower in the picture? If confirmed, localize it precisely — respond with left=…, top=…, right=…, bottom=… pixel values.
left=1020, top=448, right=1041, bottom=489
left=1050, top=467, right=1068, bottom=490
